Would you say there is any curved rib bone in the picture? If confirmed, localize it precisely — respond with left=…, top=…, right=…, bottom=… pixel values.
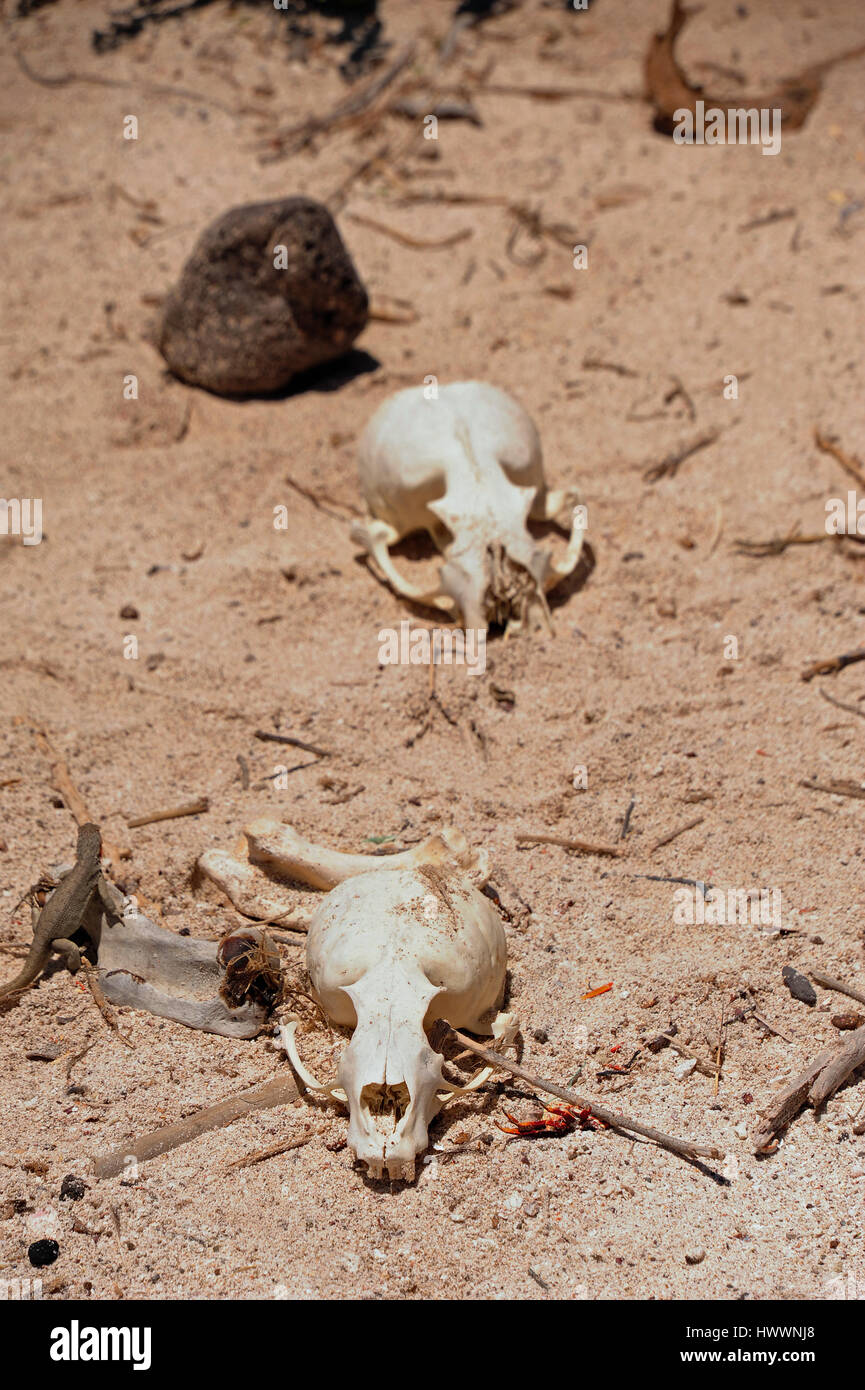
left=279, top=1021, right=347, bottom=1102
left=197, top=849, right=310, bottom=926
left=350, top=516, right=457, bottom=613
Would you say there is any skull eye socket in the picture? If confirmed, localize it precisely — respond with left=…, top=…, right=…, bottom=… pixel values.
left=359, top=1083, right=411, bottom=1132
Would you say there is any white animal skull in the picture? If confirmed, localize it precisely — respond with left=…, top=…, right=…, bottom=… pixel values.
left=282, top=864, right=516, bottom=1181
left=351, top=380, right=585, bottom=632
left=199, top=821, right=516, bottom=1179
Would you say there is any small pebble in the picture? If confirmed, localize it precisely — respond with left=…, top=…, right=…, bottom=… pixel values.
left=25, top=1044, right=63, bottom=1062
left=59, top=1174, right=87, bottom=1202
left=119, top=604, right=139, bottom=620
left=832, top=1012, right=864, bottom=1031
left=28, top=1239, right=59, bottom=1268
left=685, top=1248, right=706, bottom=1265
left=532, top=1028, right=548, bottom=1043
left=781, top=965, right=817, bottom=1007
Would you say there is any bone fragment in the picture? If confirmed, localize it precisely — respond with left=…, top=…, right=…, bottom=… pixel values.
left=243, top=819, right=489, bottom=889
left=92, top=1072, right=299, bottom=1179
left=95, top=905, right=276, bottom=1038
left=197, top=848, right=310, bottom=927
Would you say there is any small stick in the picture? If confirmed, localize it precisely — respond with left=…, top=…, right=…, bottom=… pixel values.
left=658, top=1033, right=718, bottom=1078
left=801, top=648, right=865, bottom=682
left=93, top=1071, right=299, bottom=1179
left=65, top=1041, right=95, bottom=1080
left=809, top=1028, right=865, bottom=1108
left=516, top=831, right=624, bottom=858
left=445, top=1027, right=724, bottom=1163
left=479, top=82, right=641, bottom=103
left=254, top=731, right=331, bottom=757
left=619, top=797, right=636, bottom=840
left=733, top=524, right=844, bottom=558
left=346, top=212, right=472, bottom=250
left=260, top=42, right=417, bottom=160
left=29, top=723, right=130, bottom=864
left=738, top=208, right=796, bottom=231
left=81, top=960, right=133, bottom=1048
left=225, top=1134, right=312, bottom=1171
left=283, top=474, right=353, bottom=524
left=751, top=1011, right=793, bottom=1043
left=367, top=296, right=419, bottom=324
left=807, top=969, right=865, bottom=1007
left=799, top=778, right=865, bottom=800
left=127, top=797, right=209, bottom=828
left=814, top=428, right=865, bottom=489
left=582, top=357, right=638, bottom=377
left=819, top=687, right=865, bottom=721
left=650, top=815, right=704, bottom=853
left=752, top=1026, right=865, bottom=1151
left=713, top=1004, right=727, bottom=1096
left=643, top=430, right=719, bottom=483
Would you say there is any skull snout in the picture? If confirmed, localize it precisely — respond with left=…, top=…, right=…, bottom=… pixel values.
left=339, top=1030, right=447, bottom=1182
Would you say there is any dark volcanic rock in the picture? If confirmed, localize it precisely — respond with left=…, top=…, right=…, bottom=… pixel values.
left=157, top=197, right=368, bottom=396
left=781, top=964, right=817, bottom=1007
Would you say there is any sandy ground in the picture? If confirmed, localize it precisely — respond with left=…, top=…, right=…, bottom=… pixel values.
left=2, top=0, right=865, bottom=1301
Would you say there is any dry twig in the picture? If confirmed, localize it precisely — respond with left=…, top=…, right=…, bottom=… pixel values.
left=643, top=430, right=719, bottom=483
left=347, top=212, right=472, bottom=250
left=127, top=797, right=209, bottom=829
left=799, top=778, right=865, bottom=801
left=815, top=428, right=865, bottom=490
left=225, top=1134, right=312, bottom=1171
left=650, top=815, right=704, bottom=853
left=260, top=42, right=417, bottom=161
left=81, top=959, right=133, bottom=1048
left=445, top=1027, right=724, bottom=1163
left=808, top=970, right=865, bottom=1008
left=28, top=723, right=130, bottom=865
left=819, top=688, right=865, bottom=721
left=254, top=730, right=331, bottom=758
left=93, top=1071, right=299, bottom=1179
left=516, top=831, right=624, bottom=859
left=752, top=1026, right=865, bottom=1151
left=801, top=648, right=865, bottom=682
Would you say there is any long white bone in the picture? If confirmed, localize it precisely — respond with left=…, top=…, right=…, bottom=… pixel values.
left=351, top=380, right=585, bottom=632
left=243, top=818, right=489, bottom=889
left=198, top=821, right=490, bottom=922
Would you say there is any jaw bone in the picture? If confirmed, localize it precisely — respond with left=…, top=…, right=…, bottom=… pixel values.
left=351, top=380, right=585, bottom=632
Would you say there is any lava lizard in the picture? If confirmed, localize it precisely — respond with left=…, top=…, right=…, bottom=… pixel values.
left=0, top=822, right=124, bottom=1000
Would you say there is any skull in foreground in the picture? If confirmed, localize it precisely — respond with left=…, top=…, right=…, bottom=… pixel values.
left=351, top=380, right=585, bottom=632
left=282, top=865, right=516, bottom=1181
